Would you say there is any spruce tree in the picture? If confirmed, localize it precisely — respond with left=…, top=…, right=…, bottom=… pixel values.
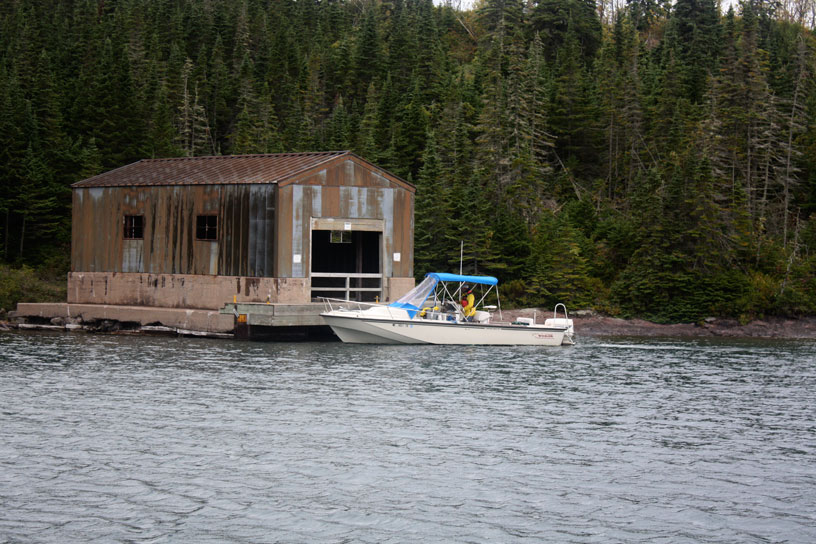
left=667, top=0, right=721, bottom=104
left=414, top=130, right=451, bottom=274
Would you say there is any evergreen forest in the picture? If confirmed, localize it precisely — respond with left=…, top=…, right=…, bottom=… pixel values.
left=2, top=0, right=816, bottom=322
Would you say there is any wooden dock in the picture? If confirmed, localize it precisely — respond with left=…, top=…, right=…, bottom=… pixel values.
left=219, top=302, right=326, bottom=327
left=218, top=302, right=334, bottom=340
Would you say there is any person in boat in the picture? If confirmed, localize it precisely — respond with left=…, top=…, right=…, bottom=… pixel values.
left=461, top=285, right=476, bottom=321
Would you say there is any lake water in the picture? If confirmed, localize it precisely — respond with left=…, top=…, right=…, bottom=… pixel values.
left=1, top=331, right=815, bottom=543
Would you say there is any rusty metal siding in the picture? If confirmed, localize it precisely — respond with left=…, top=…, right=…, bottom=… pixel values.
left=72, top=184, right=274, bottom=277
left=275, top=185, right=294, bottom=278
left=383, top=188, right=395, bottom=278
left=294, top=185, right=305, bottom=277
left=275, top=159, right=414, bottom=278
left=220, top=186, right=239, bottom=275
left=141, top=185, right=222, bottom=275
left=306, top=186, right=322, bottom=276
left=122, top=240, right=144, bottom=272
left=271, top=158, right=415, bottom=280
left=71, top=190, right=88, bottom=271
left=247, top=184, right=276, bottom=277
left=191, top=185, right=222, bottom=275
left=392, top=189, right=414, bottom=278
left=72, top=187, right=139, bottom=273
left=220, top=184, right=260, bottom=277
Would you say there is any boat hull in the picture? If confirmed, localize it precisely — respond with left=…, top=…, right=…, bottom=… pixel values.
left=322, top=313, right=568, bottom=346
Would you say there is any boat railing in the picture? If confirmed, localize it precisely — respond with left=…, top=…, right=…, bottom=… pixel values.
left=320, top=297, right=404, bottom=319
left=321, top=297, right=375, bottom=312
left=554, top=303, right=569, bottom=320
left=321, top=297, right=456, bottom=322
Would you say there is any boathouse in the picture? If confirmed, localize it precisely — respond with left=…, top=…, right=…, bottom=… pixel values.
left=69, top=151, right=415, bottom=310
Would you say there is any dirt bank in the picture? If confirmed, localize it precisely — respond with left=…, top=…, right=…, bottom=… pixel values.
left=503, top=309, right=816, bottom=339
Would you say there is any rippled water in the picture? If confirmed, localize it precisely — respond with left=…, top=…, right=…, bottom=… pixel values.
left=1, top=331, right=815, bottom=543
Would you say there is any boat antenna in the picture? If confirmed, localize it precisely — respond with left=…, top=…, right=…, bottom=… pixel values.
left=459, top=240, right=463, bottom=275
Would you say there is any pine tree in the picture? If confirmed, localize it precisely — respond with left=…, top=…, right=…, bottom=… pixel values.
left=666, top=0, right=721, bottom=104
left=147, top=78, right=182, bottom=158
left=598, top=13, right=646, bottom=200
left=177, top=58, right=213, bottom=156
left=525, top=32, right=555, bottom=182
left=779, top=34, right=810, bottom=246
left=394, top=79, right=428, bottom=178
left=413, top=0, right=444, bottom=104
left=527, top=210, right=594, bottom=309
left=352, top=4, right=381, bottom=101
left=15, top=145, right=66, bottom=263
left=356, top=82, right=380, bottom=159
left=207, top=36, right=233, bottom=152
left=0, top=64, right=28, bottom=261
left=549, top=26, right=599, bottom=182
left=531, top=0, right=602, bottom=62
left=414, top=130, right=451, bottom=274
left=327, top=95, right=351, bottom=150
left=258, top=83, right=284, bottom=153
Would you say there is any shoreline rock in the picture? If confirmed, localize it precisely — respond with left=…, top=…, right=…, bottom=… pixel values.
left=502, top=309, right=816, bottom=340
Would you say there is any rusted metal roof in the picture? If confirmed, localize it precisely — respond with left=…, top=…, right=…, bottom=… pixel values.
left=72, top=151, right=355, bottom=188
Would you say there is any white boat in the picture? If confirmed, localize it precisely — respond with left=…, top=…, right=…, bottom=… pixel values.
left=320, top=272, right=575, bottom=345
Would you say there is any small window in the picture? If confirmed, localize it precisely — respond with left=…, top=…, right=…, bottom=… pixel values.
left=124, top=215, right=144, bottom=239
left=196, top=215, right=218, bottom=240
left=330, top=230, right=351, bottom=244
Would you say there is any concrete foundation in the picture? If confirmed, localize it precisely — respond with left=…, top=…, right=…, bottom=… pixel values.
left=11, top=274, right=415, bottom=340
left=12, top=302, right=235, bottom=334
left=66, top=272, right=414, bottom=309
left=9, top=301, right=341, bottom=340
left=68, top=272, right=309, bottom=309
left=220, top=302, right=326, bottom=327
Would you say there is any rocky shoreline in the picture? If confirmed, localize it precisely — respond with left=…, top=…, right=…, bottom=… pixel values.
left=3, top=311, right=816, bottom=340
left=503, top=309, right=816, bottom=339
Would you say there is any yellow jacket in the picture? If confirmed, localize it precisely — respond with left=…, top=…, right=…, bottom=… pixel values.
left=462, top=293, right=476, bottom=317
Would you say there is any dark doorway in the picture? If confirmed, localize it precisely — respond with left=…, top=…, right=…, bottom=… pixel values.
left=311, top=230, right=381, bottom=301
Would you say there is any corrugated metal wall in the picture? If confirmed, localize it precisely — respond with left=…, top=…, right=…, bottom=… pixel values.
left=72, top=184, right=276, bottom=277
left=276, top=158, right=414, bottom=279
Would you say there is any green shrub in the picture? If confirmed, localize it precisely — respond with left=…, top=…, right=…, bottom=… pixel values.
left=0, top=265, right=66, bottom=314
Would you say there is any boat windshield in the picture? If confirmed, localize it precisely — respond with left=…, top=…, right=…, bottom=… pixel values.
left=389, top=275, right=437, bottom=310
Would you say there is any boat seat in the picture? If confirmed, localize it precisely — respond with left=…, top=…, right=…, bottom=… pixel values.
left=473, top=311, right=491, bottom=323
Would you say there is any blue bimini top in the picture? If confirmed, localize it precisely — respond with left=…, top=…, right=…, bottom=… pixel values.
left=425, top=273, right=498, bottom=286
left=388, top=272, right=499, bottom=317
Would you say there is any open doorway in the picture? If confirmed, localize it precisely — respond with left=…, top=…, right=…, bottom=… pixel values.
left=311, top=230, right=381, bottom=301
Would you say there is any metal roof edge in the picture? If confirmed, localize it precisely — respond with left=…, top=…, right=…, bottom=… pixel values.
left=71, top=159, right=148, bottom=188
left=70, top=151, right=411, bottom=189
left=70, top=151, right=350, bottom=188
left=273, top=150, right=352, bottom=186
left=345, top=152, right=416, bottom=193
left=276, top=151, right=416, bottom=192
